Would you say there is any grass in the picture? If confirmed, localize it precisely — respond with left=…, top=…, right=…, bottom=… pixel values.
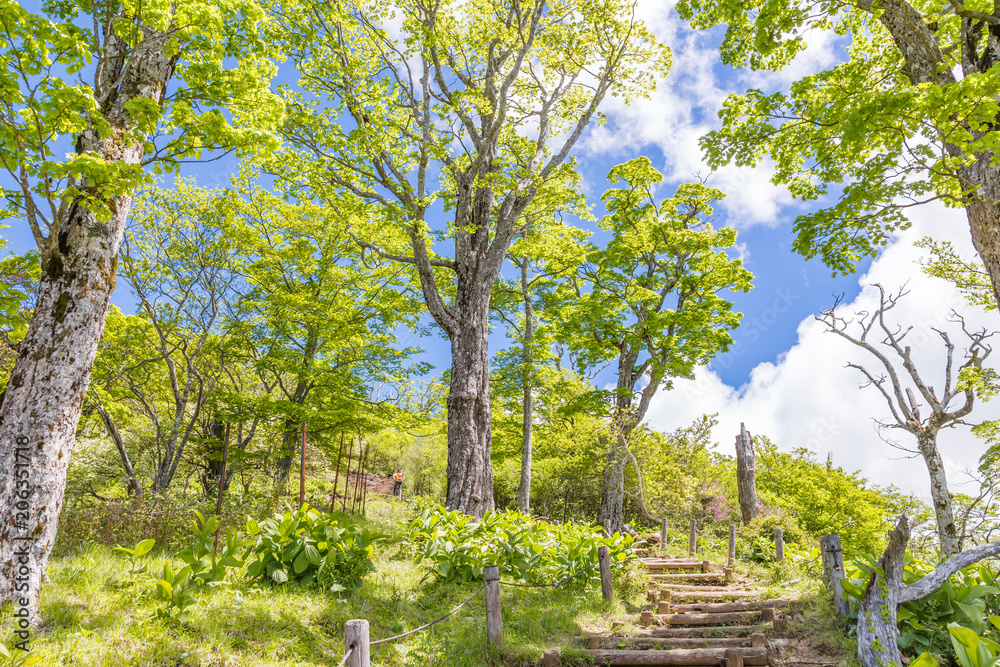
left=1, top=498, right=643, bottom=666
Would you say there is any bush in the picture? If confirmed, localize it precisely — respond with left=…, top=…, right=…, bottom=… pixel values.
left=737, top=511, right=806, bottom=563
left=244, top=505, right=383, bottom=592
left=404, top=502, right=635, bottom=585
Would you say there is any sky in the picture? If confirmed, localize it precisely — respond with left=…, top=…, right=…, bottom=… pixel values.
left=4, top=0, right=998, bottom=502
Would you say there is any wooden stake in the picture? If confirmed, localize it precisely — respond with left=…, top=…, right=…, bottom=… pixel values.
left=688, top=519, right=697, bottom=557
left=298, top=421, right=307, bottom=509
left=543, top=649, right=560, bottom=667
left=352, top=440, right=365, bottom=513
left=598, top=546, right=614, bottom=603
left=485, top=565, right=503, bottom=647
left=726, top=648, right=745, bottom=667
left=820, top=534, right=849, bottom=616
left=331, top=430, right=345, bottom=512
left=660, top=518, right=668, bottom=555
left=342, top=437, right=354, bottom=512
left=344, top=619, right=370, bottom=667
left=213, top=422, right=231, bottom=551
left=728, top=524, right=736, bottom=568
left=774, top=527, right=784, bottom=563
left=360, top=440, right=370, bottom=516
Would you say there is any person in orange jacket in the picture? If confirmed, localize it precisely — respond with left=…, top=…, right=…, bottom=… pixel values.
left=392, top=468, right=403, bottom=498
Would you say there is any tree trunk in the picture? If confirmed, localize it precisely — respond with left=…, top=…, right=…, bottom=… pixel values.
left=963, top=157, right=1000, bottom=309
left=273, top=417, right=301, bottom=495
left=857, top=516, right=909, bottom=667
left=0, top=28, right=179, bottom=612
left=918, top=433, right=960, bottom=557
left=0, top=198, right=134, bottom=614
left=598, top=442, right=626, bottom=534
left=444, top=301, right=495, bottom=517
left=736, top=423, right=758, bottom=525
left=96, top=403, right=144, bottom=496
left=517, top=264, right=534, bottom=515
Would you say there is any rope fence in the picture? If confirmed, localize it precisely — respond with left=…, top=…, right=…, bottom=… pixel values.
left=332, top=546, right=617, bottom=666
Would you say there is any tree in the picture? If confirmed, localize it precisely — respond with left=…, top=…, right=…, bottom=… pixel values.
left=222, top=178, right=423, bottom=493
left=818, top=284, right=993, bottom=556
left=268, top=0, right=669, bottom=516
left=677, top=0, right=1000, bottom=308
left=491, top=215, right=588, bottom=514
left=552, top=158, right=753, bottom=533
left=0, top=0, right=281, bottom=612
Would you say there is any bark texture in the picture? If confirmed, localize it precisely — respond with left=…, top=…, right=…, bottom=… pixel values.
left=0, top=27, right=178, bottom=613
left=919, top=433, right=961, bottom=557
left=735, top=423, right=757, bottom=525
left=517, top=262, right=534, bottom=515
left=857, top=516, right=909, bottom=667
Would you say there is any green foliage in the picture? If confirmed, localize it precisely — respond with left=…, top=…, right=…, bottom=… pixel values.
left=676, top=0, right=1000, bottom=277
left=950, top=622, right=1000, bottom=667
left=754, top=439, right=917, bottom=553
left=150, top=511, right=248, bottom=622
left=736, top=512, right=806, bottom=563
left=843, top=552, right=1000, bottom=659
left=244, top=505, right=383, bottom=592
left=111, top=538, right=156, bottom=587
left=405, top=503, right=635, bottom=585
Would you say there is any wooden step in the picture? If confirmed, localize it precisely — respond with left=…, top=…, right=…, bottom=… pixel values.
left=662, top=610, right=761, bottom=625
left=652, top=573, right=727, bottom=583
left=589, top=636, right=753, bottom=649
left=669, top=601, right=770, bottom=614
left=635, top=624, right=772, bottom=638
left=664, top=590, right=761, bottom=602
left=570, top=646, right=767, bottom=665
left=660, top=584, right=754, bottom=592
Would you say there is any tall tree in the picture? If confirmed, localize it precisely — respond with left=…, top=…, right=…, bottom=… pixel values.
left=269, top=0, right=669, bottom=515
left=492, top=212, right=588, bottom=514
left=817, top=284, right=993, bottom=556
left=0, top=1, right=281, bottom=612
left=553, top=158, right=753, bottom=533
left=677, top=0, right=1000, bottom=307
left=222, top=178, right=423, bottom=493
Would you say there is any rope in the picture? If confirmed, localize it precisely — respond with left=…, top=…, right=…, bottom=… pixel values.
left=370, top=583, right=487, bottom=646
left=336, top=646, right=354, bottom=667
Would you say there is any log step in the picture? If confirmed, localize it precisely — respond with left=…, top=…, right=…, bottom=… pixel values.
left=665, top=591, right=761, bottom=602
left=668, top=599, right=792, bottom=614
left=652, top=573, right=727, bottom=583
left=571, top=646, right=767, bottom=665
left=636, top=624, right=773, bottom=639
left=663, top=610, right=761, bottom=625
left=590, top=636, right=753, bottom=649
left=660, top=584, right=755, bottom=592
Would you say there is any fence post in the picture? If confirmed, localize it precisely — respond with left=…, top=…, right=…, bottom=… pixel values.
left=660, top=518, right=668, bottom=555
left=688, top=518, right=697, bottom=557
left=212, top=422, right=231, bottom=551
left=485, top=565, right=503, bottom=647
left=820, top=534, right=849, bottom=616
left=728, top=523, right=736, bottom=568
left=598, top=545, right=614, bottom=603
left=774, top=527, right=784, bottom=563
left=344, top=619, right=370, bottom=667
left=299, top=421, right=307, bottom=509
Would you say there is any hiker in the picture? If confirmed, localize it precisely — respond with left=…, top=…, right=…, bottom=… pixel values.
left=392, top=468, right=403, bottom=498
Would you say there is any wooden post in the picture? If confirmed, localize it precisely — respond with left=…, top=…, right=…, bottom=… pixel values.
left=212, top=422, right=231, bottom=551
left=725, top=648, right=744, bottom=667
left=344, top=619, right=370, bottom=667
left=598, top=546, right=614, bottom=603
left=342, top=437, right=354, bottom=512
left=660, top=518, right=668, bottom=555
left=298, top=421, right=307, bottom=509
left=688, top=518, right=697, bottom=557
left=352, top=440, right=365, bottom=514
left=751, top=633, right=767, bottom=648
left=820, top=534, right=849, bottom=616
left=331, top=430, right=345, bottom=512
left=657, top=600, right=670, bottom=615
left=728, top=524, right=736, bottom=568
left=543, top=649, right=560, bottom=667
left=360, top=441, right=370, bottom=516
left=774, top=528, right=785, bottom=563
left=640, top=610, right=653, bottom=627
left=735, top=423, right=758, bottom=525
left=485, top=565, right=503, bottom=647
left=701, top=560, right=711, bottom=574
left=724, top=567, right=733, bottom=583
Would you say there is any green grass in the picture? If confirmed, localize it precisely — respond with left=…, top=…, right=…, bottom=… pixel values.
left=1, top=499, right=640, bottom=666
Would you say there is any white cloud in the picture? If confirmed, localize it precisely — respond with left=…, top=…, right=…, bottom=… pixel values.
left=645, top=203, right=1000, bottom=503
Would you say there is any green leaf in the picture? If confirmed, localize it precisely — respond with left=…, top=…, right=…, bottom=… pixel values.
left=133, top=539, right=156, bottom=557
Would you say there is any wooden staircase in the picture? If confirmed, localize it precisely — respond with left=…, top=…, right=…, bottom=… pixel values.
left=567, top=555, right=789, bottom=666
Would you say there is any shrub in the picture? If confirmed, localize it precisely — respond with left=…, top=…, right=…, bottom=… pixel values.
left=404, top=502, right=635, bottom=585
left=244, top=505, right=383, bottom=592
left=736, top=511, right=806, bottom=562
